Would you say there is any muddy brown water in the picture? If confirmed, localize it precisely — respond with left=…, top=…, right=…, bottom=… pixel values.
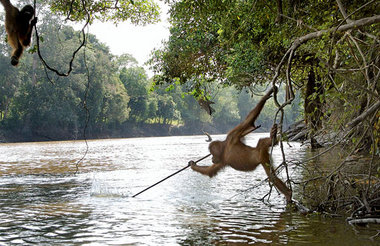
left=0, top=134, right=378, bottom=245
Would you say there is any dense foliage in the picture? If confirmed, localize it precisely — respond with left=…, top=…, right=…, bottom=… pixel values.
left=148, top=0, right=380, bottom=215
left=0, top=9, right=298, bottom=141
left=150, top=0, right=379, bottom=149
left=50, top=0, right=161, bottom=25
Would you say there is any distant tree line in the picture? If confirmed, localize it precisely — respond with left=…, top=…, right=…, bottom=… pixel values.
left=0, top=12, right=301, bottom=142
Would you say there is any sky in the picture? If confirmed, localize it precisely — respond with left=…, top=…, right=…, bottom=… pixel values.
left=88, top=3, right=170, bottom=76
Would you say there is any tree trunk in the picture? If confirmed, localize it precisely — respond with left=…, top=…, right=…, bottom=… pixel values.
left=304, top=65, right=323, bottom=148
left=3, top=98, right=10, bottom=120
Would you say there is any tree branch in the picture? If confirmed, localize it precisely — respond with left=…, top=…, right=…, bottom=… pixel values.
left=291, top=15, right=380, bottom=51
left=272, top=15, right=380, bottom=110
left=336, top=0, right=352, bottom=23
left=35, top=0, right=90, bottom=77
left=347, top=100, right=380, bottom=128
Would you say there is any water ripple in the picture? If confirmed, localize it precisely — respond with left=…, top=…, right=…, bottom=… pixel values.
left=0, top=136, right=378, bottom=245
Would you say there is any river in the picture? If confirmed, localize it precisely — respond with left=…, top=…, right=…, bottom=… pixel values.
left=0, top=134, right=378, bottom=245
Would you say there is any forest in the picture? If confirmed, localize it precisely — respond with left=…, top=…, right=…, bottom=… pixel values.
left=148, top=0, right=379, bottom=219
left=0, top=2, right=302, bottom=142
left=0, top=0, right=379, bottom=220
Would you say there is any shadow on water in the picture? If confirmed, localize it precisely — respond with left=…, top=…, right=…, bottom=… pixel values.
left=0, top=135, right=379, bottom=245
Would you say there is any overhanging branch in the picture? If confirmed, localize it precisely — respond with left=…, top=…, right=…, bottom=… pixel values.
left=272, top=15, right=380, bottom=108
left=347, top=100, right=380, bottom=129
left=290, top=15, right=380, bottom=50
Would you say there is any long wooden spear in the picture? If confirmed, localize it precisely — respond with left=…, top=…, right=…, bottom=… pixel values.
left=132, top=153, right=211, bottom=198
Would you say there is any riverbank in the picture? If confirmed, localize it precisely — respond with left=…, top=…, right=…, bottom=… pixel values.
left=0, top=122, right=227, bottom=143
left=0, top=123, right=172, bottom=143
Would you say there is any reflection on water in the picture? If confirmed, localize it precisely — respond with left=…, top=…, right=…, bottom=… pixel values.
left=0, top=135, right=378, bottom=245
